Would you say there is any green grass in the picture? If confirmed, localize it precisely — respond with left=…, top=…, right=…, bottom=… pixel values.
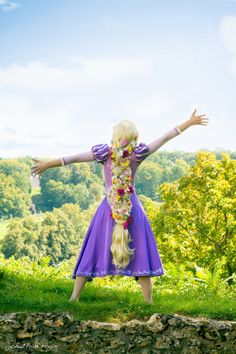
left=0, top=270, right=235, bottom=323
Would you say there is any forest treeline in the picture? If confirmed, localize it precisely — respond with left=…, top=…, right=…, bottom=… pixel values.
left=0, top=149, right=235, bottom=282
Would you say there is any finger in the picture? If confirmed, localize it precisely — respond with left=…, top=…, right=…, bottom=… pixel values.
left=193, top=108, right=197, bottom=115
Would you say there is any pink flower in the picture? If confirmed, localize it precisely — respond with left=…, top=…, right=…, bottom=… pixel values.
left=120, top=139, right=129, bottom=146
left=127, top=216, right=133, bottom=223
left=123, top=221, right=129, bottom=229
left=123, top=216, right=133, bottom=229
left=122, top=150, right=129, bottom=158
left=117, top=188, right=125, bottom=196
left=129, top=185, right=134, bottom=194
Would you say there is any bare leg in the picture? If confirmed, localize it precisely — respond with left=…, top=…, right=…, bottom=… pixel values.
left=69, top=276, right=88, bottom=302
left=139, top=276, right=153, bottom=303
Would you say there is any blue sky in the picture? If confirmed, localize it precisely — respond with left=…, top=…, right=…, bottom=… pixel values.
left=0, top=0, right=236, bottom=159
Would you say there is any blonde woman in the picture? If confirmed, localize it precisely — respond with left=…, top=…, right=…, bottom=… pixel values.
left=31, top=109, right=209, bottom=304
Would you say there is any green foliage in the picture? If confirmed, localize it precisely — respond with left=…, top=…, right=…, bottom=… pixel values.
left=1, top=201, right=101, bottom=263
left=149, top=151, right=236, bottom=280
left=1, top=150, right=236, bottom=320
left=38, top=162, right=104, bottom=211
left=149, top=150, right=196, bottom=168
left=0, top=172, right=31, bottom=219
left=135, top=160, right=162, bottom=199
left=0, top=159, right=31, bottom=195
left=0, top=220, right=9, bottom=240
left=160, top=159, right=190, bottom=186
left=0, top=254, right=75, bottom=281
left=135, top=157, right=190, bottom=201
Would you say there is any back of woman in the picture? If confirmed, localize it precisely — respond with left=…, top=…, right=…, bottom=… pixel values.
left=31, top=110, right=209, bottom=303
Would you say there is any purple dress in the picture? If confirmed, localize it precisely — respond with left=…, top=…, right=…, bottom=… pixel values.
left=61, top=127, right=181, bottom=281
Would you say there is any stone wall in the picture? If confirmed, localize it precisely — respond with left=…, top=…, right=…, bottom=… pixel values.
left=0, top=312, right=235, bottom=353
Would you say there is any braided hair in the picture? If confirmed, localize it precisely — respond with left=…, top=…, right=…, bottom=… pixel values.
left=107, top=119, right=139, bottom=270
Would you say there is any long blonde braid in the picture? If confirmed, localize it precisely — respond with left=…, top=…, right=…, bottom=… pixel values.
left=107, top=120, right=138, bottom=270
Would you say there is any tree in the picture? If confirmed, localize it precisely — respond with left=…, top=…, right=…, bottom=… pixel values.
left=135, top=160, right=162, bottom=199
left=149, top=152, right=236, bottom=281
left=1, top=203, right=92, bottom=264
left=0, top=159, right=31, bottom=195
left=0, top=172, right=31, bottom=219
left=38, top=162, right=103, bottom=211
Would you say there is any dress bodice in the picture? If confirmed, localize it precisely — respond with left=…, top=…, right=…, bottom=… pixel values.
left=91, top=143, right=150, bottom=195
left=103, top=151, right=139, bottom=194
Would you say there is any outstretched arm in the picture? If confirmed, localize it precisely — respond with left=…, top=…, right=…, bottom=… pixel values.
left=31, top=150, right=95, bottom=177
left=61, top=151, right=94, bottom=165
left=147, top=109, right=209, bottom=155
left=147, top=126, right=181, bottom=154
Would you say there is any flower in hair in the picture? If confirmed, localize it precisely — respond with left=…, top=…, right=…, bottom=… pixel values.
left=107, top=137, right=137, bottom=229
left=123, top=216, right=133, bottom=229
left=122, top=149, right=129, bottom=158
left=120, top=139, right=129, bottom=146
left=117, top=188, right=125, bottom=196
left=129, top=185, right=134, bottom=194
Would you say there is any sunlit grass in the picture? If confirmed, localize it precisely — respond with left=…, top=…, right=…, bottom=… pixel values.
left=0, top=266, right=235, bottom=323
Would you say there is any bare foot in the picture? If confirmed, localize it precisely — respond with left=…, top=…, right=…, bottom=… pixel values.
left=144, top=298, right=154, bottom=304
left=68, top=294, right=80, bottom=303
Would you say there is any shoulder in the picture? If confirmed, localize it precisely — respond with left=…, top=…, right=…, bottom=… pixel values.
left=91, top=143, right=110, bottom=164
left=134, top=142, right=150, bottom=163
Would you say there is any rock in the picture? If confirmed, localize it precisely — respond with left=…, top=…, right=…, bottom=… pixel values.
left=16, top=330, right=42, bottom=339
left=154, top=336, right=172, bottom=349
left=0, top=311, right=235, bottom=353
left=146, top=313, right=166, bottom=332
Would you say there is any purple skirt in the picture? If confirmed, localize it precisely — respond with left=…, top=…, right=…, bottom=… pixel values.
left=72, top=193, right=165, bottom=281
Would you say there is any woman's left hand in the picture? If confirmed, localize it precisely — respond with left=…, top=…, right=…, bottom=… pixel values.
left=189, top=108, right=209, bottom=126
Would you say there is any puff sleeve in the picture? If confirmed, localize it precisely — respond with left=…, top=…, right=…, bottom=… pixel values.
left=134, top=142, right=150, bottom=164
left=91, top=143, right=110, bottom=164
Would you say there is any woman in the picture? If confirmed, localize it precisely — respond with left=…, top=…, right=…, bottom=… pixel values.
left=31, top=108, right=209, bottom=304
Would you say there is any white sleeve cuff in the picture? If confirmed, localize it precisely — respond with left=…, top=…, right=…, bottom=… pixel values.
left=175, top=126, right=182, bottom=135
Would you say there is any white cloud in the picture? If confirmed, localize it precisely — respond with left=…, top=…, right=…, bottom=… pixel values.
left=0, top=53, right=233, bottom=158
left=0, top=57, right=153, bottom=158
left=0, top=57, right=150, bottom=91
left=0, top=0, right=19, bottom=12
left=219, top=16, right=236, bottom=77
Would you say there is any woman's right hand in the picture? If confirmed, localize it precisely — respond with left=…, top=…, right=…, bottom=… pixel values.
left=31, top=159, right=48, bottom=177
